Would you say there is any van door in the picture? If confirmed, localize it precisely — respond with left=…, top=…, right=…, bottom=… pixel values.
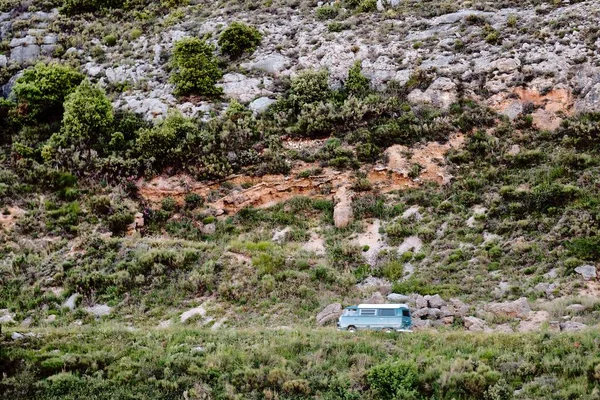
left=378, top=308, right=398, bottom=329
left=401, top=308, right=411, bottom=329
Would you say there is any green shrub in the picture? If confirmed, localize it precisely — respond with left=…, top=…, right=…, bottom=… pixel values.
left=557, top=113, right=600, bottom=151
left=382, top=260, right=404, bottom=281
left=161, top=0, right=188, bottom=8
left=108, top=210, right=134, bottom=234
left=170, top=38, right=223, bottom=97
left=129, top=28, right=143, bottom=41
left=103, top=34, right=118, bottom=47
left=328, top=22, right=349, bottom=32
left=567, top=237, right=600, bottom=261
left=184, top=193, right=204, bottom=209
left=345, top=60, right=370, bottom=96
left=290, top=69, right=331, bottom=107
left=61, top=0, right=119, bottom=15
left=218, top=22, right=262, bottom=58
left=136, top=111, right=196, bottom=167
left=357, top=0, right=377, bottom=12
left=12, top=63, right=84, bottom=121
left=367, top=361, right=420, bottom=400
left=316, top=5, right=338, bottom=20
left=161, top=197, right=177, bottom=212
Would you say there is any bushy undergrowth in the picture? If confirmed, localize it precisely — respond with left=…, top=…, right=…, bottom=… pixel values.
left=2, top=328, right=600, bottom=400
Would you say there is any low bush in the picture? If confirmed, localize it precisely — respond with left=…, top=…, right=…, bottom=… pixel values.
left=316, top=5, right=338, bottom=20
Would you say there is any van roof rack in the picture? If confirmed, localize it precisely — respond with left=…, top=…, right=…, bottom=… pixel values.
left=356, top=304, right=409, bottom=309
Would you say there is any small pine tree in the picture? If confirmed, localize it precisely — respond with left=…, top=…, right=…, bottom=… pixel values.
left=345, top=60, right=370, bottom=96
left=171, top=38, right=223, bottom=97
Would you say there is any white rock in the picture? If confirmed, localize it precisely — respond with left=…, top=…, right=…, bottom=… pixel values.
left=84, top=304, right=113, bottom=317
left=464, top=316, right=487, bottom=332
left=0, top=309, right=15, bottom=324
left=63, top=293, right=81, bottom=311
left=398, top=236, right=423, bottom=255
left=333, top=186, right=353, bottom=228
left=181, top=305, right=206, bottom=323
left=244, top=53, right=290, bottom=76
left=485, top=297, right=531, bottom=319
left=402, top=206, right=422, bottom=221
left=249, top=97, right=276, bottom=114
left=387, top=293, right=409, bottom=302
left=575, top=265, right=597, bottom=281
left=218, top=73, right=271, bottom=103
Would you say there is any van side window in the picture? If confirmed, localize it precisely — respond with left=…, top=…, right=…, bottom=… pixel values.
left=380, top=309, right=396, bottom=317
left=402, top=310, right=410, bottom=317
left=359, top=309, right=376, bottom=316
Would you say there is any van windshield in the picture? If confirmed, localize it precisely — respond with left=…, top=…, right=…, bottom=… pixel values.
left=342, top=309, right=358, bottom=316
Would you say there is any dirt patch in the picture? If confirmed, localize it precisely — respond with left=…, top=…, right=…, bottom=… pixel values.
left=579, top=281, right=600, bottom=297
left=0, top=206, right=25, bottom=231
left=138, top=135, right=463, bottom=214
left=353, top=219, right=388, bottom=267
left=302, top=231, right=326, bottom=255
left=383, top=133, right=464, bottom=185
left=491, top=87, right=573, bottom=131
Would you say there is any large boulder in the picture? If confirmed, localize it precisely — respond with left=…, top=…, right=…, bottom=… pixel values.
left=407, top=77, right=457, bottom=110
left=0, top=309, right=15, bottom=324
left=364, top=291, right=386, bottom=304
left=84, top=304, right=113, bottom=317
left=333, top=186, right=353, bottom=228
left=316, top=303, right=342, bottom=326
left=63, top=293, right=81, bottom=311
left=243, top=53, right=290, bottom=76
left=517, top=311, right=550, bottom=332
left=415, top=295, right=428, bottom=309
left=387, top=293, right=409, bottom=303
left=485, top=297, right=531, bottom=319
left=425, top=294, right=446, bottom=309
left=464, top=316, right=487, bottom=332
left=449, top=298, right=470, bottom=317
left=218, top=73, right=273, bottom=103
left=560, top=321, right=587, bottom=332
left=574, top=265, right=597, bottom=281
left=249, top=97, right=276, bottom=114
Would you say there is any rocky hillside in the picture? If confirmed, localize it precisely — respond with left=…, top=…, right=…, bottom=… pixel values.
left=2, top=0, right=600, bottom=399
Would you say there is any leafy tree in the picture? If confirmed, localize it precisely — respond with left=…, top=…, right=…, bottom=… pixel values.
left=62, top=81, right=114, bottom=148
left=42, top=81, right=113, bottom=162
left=170, top=38, right=223, bottom=97
left=12, top=63, right=84, bottom=122
left=218, top=22, right=262, bottom=58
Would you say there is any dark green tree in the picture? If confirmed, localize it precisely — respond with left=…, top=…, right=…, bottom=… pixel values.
left=12, top=63, right=84, bottom=122
left=218, top=22, right=262, bottom=58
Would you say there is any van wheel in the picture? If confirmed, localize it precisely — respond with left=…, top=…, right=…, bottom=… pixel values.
left=347, top=326, right=356, bottom=332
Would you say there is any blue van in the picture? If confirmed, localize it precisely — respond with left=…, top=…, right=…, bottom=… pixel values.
left=337, top=304, right=412, bottom=332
